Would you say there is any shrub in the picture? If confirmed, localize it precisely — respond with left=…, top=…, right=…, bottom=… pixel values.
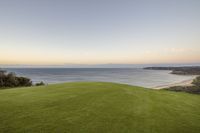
left=0, top=69, right=32, bottom=88
left=35, top=81, right=45, bottom=86
left=0, top=70, right=6, bottom=87
left=5, top=72, right=19, bottom=87
left=17, top=77, right=32, bottom=87
left=192, top=76, right=200, bottom=87
left=164, top=76, right=200, bottom=94
left=164, top=86, right=200, bottom=94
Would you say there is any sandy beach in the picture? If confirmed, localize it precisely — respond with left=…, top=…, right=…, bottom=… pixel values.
left=154, top=75, right=198, bottom=89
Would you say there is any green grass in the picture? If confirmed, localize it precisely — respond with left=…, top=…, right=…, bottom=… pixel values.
left=0, top=82, right=200, bottom=133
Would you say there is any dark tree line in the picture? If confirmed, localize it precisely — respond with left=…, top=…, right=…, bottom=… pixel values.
left=0, top=70, right=32, bottom=88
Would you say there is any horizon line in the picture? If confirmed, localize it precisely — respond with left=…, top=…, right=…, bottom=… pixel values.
left=1, top=63, right=200, bottom=68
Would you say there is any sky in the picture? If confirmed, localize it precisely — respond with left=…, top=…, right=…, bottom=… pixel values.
left=0, top=0, right=200, bottom=65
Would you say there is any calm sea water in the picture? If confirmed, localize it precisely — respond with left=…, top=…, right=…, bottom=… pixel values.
left=4, top=68, right=195, bottom=88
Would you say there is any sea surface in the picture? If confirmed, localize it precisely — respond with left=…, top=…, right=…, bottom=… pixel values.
left=4, top=68, right=196, bottom=88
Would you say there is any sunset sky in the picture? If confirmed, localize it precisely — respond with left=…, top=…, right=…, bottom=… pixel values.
left=0, top=0, right=200, bottom=65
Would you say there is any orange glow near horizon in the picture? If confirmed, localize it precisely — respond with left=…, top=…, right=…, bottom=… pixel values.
left=0, top=46, right=200, bottom=65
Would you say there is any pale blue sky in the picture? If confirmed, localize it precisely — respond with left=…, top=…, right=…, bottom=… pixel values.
left=0, top=0, right=200, bottom=65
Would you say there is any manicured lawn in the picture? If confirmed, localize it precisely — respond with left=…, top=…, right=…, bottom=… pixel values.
left=0, top=82, right=200, bottom=133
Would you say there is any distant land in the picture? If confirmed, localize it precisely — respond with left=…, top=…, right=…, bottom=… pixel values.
left=144, top=66, right=200, bottom=75
left=1, top=63, right=200, bottom=68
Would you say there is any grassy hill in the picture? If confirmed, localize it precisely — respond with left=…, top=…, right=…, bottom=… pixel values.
left=0, top=82, right=200, bottom=133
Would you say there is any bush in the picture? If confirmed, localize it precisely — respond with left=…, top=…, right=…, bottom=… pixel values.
left=5, top=72, right=19, bottom=87
left=0, top=69, right=32, bottom=88
left=192, top=76, right=200, bottom=87
left=164, top=76, right=200, bottom=94
left=35, top=81, right=45, bottom=86
left=17, top=77, right=32, bottom=87
left=0, top=70, right=6, bottom=87
left=164, top=86, right=200, bottom=94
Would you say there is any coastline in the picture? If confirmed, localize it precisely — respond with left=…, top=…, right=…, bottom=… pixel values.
left=153, top=75, right=198, bottom=89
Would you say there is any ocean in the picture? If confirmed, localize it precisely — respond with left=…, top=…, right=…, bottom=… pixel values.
left=3, top=68, right=196, bottom=88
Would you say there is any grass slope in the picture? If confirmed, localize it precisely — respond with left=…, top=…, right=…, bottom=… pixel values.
left=0, top=82, right=200, bottom=133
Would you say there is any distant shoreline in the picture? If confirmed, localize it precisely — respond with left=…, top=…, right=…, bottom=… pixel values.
left=144, top=66, right=200, bottom=75
left=153, top=76, right=198, bottom=89
left=144, top=66, right=200, bottom=89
